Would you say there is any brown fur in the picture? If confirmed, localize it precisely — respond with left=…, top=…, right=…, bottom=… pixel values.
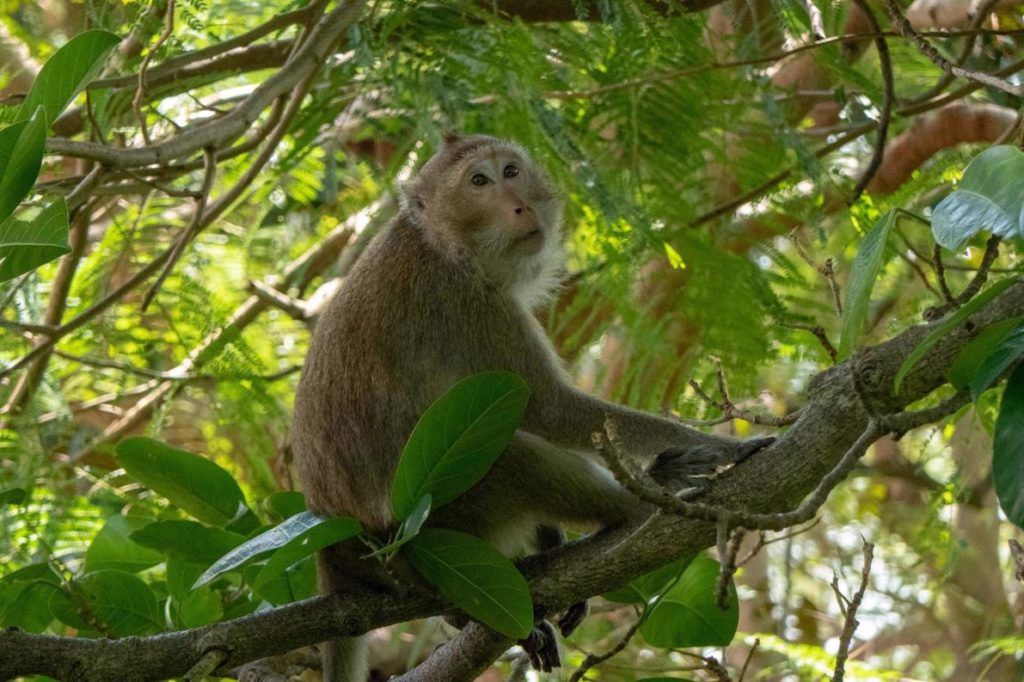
left=292, top=135, right=759, bottom=680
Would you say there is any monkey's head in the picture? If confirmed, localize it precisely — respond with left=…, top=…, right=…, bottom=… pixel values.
left=403, top=134, right=564, bottom=305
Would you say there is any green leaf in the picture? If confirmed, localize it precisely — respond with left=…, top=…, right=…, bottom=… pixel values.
left=0, top=580, right=58, bottom=632
left=131, top=520, right=245, bottom=566
left=932, top=146, right=1024, bottom=251
left=252, top=517, right=362, bottom=592
left=0, top=488, right=26, bottom=506
left=78, top=570, right=163, bottom=636
left=17, top=30, right=120, bottom=128
left=403, top=528, right=533, bottom=639
left=193, top=511, right=359, bottom=588
left=0, top=198, right=70, bottom=282
left=640, top=554, right=738, bottom=648
left=0, top=107, right=46, bottom=221
left=177, top=587, right=223, bottom=628
left=116, top=437, right=249, bottom=526
left=994, top=363, right=1024, bottom=529
left=391, top=371, right=530, bottom=520
left=603, top=556, right=691, bottom=604
left=838, top=209, right=896, bottom=359
left=966, top=322, right=1024, bottom=401
left=368, top=494, right=432, bottom=558
left=894, top=277, right=1020, bottom=394
left=262, top=491, right=307, bottom=521
left=950, top=318, right=1024, bottom=392
left=85, top=515, right=164, bottom=573
left=251, top=555, right=317, bottom=605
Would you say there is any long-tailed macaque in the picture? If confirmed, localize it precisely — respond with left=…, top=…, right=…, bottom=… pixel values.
left=292, top=134, right=770, bottom=680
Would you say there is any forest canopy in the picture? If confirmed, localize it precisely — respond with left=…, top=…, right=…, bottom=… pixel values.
left=1, top=0, right=1024, bottom=680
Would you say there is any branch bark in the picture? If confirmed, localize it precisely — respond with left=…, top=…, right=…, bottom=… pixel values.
left=3, top=276, right=1022, bottom=680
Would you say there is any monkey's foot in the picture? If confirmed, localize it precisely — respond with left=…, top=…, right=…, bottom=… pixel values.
left=520, top=620, right=560, bottom=671
left=647, top=436, right=775, bottom=492
left=557, top=599, right=589, bottom=637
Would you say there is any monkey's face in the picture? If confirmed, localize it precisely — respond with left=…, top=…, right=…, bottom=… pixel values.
left=408, top=135, right=564, bottom=299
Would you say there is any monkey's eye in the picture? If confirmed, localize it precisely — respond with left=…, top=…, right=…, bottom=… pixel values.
left=470, top=173, right=489, bottom=186
left=503, top=164, right=519, bottom=178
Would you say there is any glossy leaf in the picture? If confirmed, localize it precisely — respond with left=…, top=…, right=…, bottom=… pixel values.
left=193, top=511, right=359, bottom=588
left=994, top=363, right=1024, bottom=529
left=252, top=517, right=362, bottom=591
left=604, top=556, right=691, bottom=604
left=0, top=197, right=69, bottom=282
left=368, top=494, right=432, bottom=558
left=838, top=209, right=896, bottom=359
left=85, top=515, right=164, bottom=573
left=950, top=318, right=1024, bottom=392
left=640, top=554, right=738, bottom=648
left=932, top=146, right=1024, bottom=251
left=391, top=371, right=529, bottom=520
left=404, top=528, right=533, bottom=639
left=966, top=322, right=1024, bottom=400
left=116, top=437, right=249, bottom=526
left=131, top=520, right=245, bottom=566
left=79, top=570, right=162, bottom=635
left=0, top=107, right=46, bottom=221
left=895, top=277, right=1020, bottom=394
left=17, top=30, right=120, bottom=128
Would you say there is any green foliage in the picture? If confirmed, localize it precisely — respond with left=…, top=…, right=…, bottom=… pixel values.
left=391, top=371, right=530, bottom=520
left=0, top=198, right=69, bottom=283
left=932, top=146, right=1024, bottom=251
left=115, top=437, right=251, bottom=527
left=994, top=364, right=1024, bottom=529
left=403, top=528, right=534, bottom=639
left=839, top=209, right=896, bottom=359
left=639, top=554, right=738, bottom=648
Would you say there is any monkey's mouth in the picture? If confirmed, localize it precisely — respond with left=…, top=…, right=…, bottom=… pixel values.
left=514, top=229, right=543, bottom=247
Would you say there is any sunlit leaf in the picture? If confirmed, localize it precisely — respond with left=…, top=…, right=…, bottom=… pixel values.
left=640, top=554, right=738, bottom=648
left=0, top=198, right=69, bottom=283
left=932, top=146, right=1024, bottom=251
left=838, top=209, right=896, bottom=359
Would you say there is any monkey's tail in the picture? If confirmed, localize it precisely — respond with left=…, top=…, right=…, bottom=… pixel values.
left=322, top=635, right=368, bottom=682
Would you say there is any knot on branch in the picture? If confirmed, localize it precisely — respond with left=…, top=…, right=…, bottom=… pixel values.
left=342, top=614, right=365, bottom=637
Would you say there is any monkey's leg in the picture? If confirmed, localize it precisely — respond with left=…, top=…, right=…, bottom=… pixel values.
left=536, top=525, right=589, bottom=637
left=317, top=552, right=368, bottom=682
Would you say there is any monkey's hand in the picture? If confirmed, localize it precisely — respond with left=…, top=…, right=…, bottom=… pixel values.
left=521, top=620, right=560, bottom=671
left=646, top=436, right=774, bottom=498
left=556, top=599, right=589, bottom=637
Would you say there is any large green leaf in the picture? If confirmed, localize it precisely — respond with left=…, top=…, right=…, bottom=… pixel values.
left=252, top=517, right=362, bottom=592
left=116, top=437, right=249, bottom=526
left=0, top=107, right=46, bottom=221
left=78, top=570, right=163, bottom=636
left=640, top=554, right=738, bottom=648
left=0, top=488, right=26, bottom=506
left=994, top=363, right=1024, bottom=529
left=176, top=587, right=223, bottom=628
left=194, top=511, right=360, bottom=588
left=131, top=520, right=245, bottom=566
left=0, top=197, right=70, bottom=283
left=250, top=555, right=318, bottom=605
left=17, top=30, right=120, bottom=128
left=368, top=494, right=432, bottom=558
left=0, top=580, right=58, bottom=633
left=603, top=556, right=691, bottom=604
left=391, top=371, right=530, bottom=520
left=894, top=277, right=1020, bottom=394
left=950, top=318, right=1024, bottom=392
left=838, top=209, right=896, bottom=359
left=404, top=528, right=533, bottom=639
left=966, top=322, right=1024, bottom=401
left=85, top=515, right=164, bottom=573
left=932, top=146, right=1024, bottom=251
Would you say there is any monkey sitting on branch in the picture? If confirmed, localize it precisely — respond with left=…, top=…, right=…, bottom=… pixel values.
left=292, top=134, right=772, bottom=680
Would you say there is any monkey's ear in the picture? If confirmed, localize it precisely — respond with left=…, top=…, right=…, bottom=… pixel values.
left=400, top=179, right=427, bottom=221
left=442, top=131, right=462, bottom=147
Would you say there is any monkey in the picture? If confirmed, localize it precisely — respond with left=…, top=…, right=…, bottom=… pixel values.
left=291, top=134, right=772, bottom=681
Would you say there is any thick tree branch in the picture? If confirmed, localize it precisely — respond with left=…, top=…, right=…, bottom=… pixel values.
left=4, top=276, right=1021, bottom=680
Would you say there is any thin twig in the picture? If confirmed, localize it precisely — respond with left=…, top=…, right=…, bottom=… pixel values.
left=133, top=0, right=176, bottom=145
left=783, top=323, right=838, bottom=362
left=184, top=649, right=227, bottom=681
left=715, top=527, right=744, bottom=610
left=849, top=0, right=894, bottom=202
left=882, top=0, right=1023, bottom=97
left=926, top=236, right=1001, bottom=319
left=831, top=541, right=875, bottom=682
left=933, top=243, right=956, bottom=305
left=140, top=146, right=218, bottom=311
left=568, top=612, right=643, bottom=682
